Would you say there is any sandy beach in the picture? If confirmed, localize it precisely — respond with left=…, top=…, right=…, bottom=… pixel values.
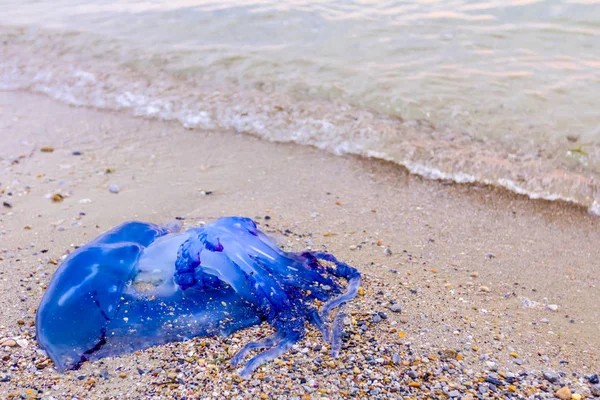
left=1, top=91, right=599, bottom=399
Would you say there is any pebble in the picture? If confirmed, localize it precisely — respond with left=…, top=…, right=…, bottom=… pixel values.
left=1, top=339, right=17, bottom=347
left=555, top=386, right=571, bottom=400
left=485, top=376, right=503, bottom=386
left=591, top=384, right=600, bottom=396
left=547, top=304, right=559, bottom=311
left=543, top=370, right=559, bottom=383
left=109, top=185, right=120, bottom=194
left=390, top=304, right=402, bottom=313
left=479, top=286, right=491, bottom=292
left=448, top=390, right=460, bottom=397
left=588, top=374, right=599, bottom=384
left=40, top=146, right=54, bottom=153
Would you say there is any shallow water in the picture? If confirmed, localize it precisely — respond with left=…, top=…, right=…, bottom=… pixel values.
left=1, top=0, right=599, bottom=212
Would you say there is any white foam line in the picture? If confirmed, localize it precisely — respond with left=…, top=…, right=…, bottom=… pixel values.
left=1, top=62, right=598, bottom=216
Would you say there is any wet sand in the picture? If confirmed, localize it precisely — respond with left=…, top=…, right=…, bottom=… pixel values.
left=0, top=91, right=599, bottom=399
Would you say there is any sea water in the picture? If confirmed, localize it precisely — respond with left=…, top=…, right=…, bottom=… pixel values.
left=1, top=0, right=599, bottom=212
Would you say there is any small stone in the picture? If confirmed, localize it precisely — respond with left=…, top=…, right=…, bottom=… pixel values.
left=571, top=394, right=582, bottom=400
left=40, top=146, right=54, bottom=153
left=390, top=304, right=402, bottom=313
left=167, top=372, right=177, bottom=380
left=15, top=339, right=28, bottom=348
left=353, top=367, right=360, bottom=374
left=470, top=272, right=479, bottom=278
left=485, top=377, right=503, bottom=386
left=591, top=384, right=600, bottom=396
left=358, top=287, right=365, bottom=296
left=119, top=372, right=127, bottom=379
left=543, top=371, right=559, bottom=383
left=479, top=286, right=490, bottom=292
left=588, top=374, right=599, bottom=384
left=349, top=245, right=357, bottom=250
left=2, top=201, right=12, bottom=208
left=108, top=185, right=120, bottom=194
left=547, top=304, right=559, bottom=311
left=1, top=339, right=16, bottom=347
left=384, top=248, right=392, bottom=256
left=372, top=314, right=382, bottom=323
left=555, top=386, right=571, bottom=400
left=72, top=151, right=82, bottom=156
left=408, top=382, right=420, bottom=388
left=51, top=193, right=64, bottom=203
left=448, top=390, right=460, bottom=398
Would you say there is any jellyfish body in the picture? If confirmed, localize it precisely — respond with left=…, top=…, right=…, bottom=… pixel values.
left=36, top=217, right=361, bottom=378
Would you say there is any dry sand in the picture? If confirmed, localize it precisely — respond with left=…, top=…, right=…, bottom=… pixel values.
left=0, top=91, right=599, bottom=399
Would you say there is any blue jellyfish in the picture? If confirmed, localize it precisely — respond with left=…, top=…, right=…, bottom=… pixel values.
left=36, top=217, right=361, bottom=378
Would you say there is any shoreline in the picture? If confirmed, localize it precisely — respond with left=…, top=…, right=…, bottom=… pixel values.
left=3, top=20, right=600, bottom=216
left=1, top=91, right=599, bottom=398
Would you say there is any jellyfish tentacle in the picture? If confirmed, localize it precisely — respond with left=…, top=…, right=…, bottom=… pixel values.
left=309, top=252, right=362, bottom=320
left=309, top=308, right=331, bottom=342
left=231, top=331, right=284, bottom=367
left=330, top=306, right=347, bottom=358
left=238, top=330, right=302, bottom=379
